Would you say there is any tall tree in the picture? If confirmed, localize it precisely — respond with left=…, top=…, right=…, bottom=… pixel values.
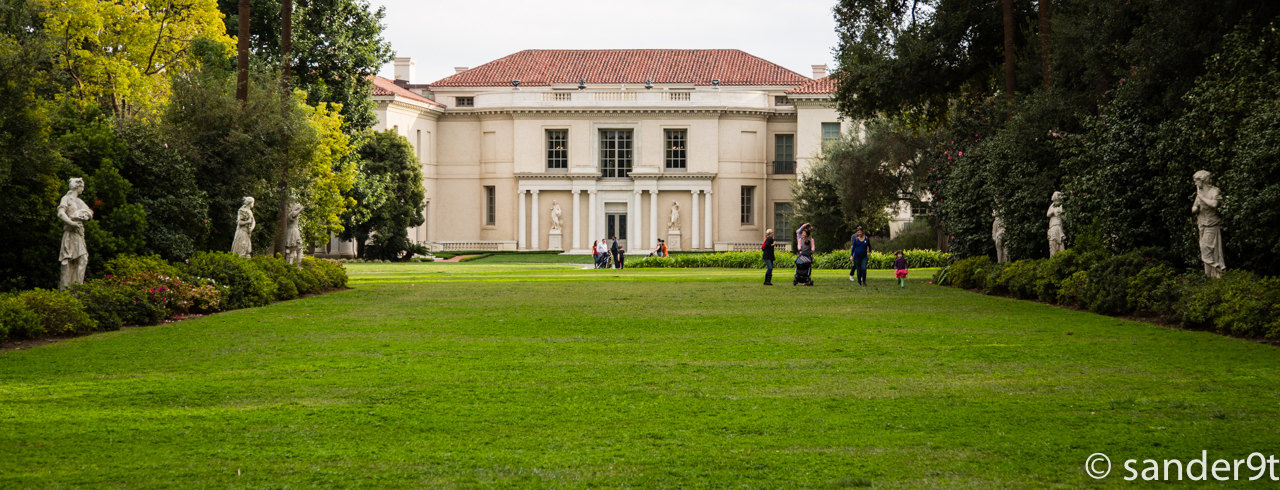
left=1002, top=0, right=1016, bottom=109
left=339, top=130, right=424, bottom=260
left=33, top=0, right=231, bottom=117
left=217, top=0, right=393, bottom=132
left=235, top=0, right=250, bottom=102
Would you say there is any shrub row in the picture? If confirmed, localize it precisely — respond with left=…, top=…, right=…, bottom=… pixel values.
left=631, top=249, right=951, bottom=269
left=0, top=253, right=347, bottom=344
left=934, top=250, right=1280, bottom=340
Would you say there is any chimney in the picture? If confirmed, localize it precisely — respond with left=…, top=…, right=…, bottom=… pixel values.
left=394, top=57, right=415, bottom=83
left=454, top=66, right=469, bottom=74
left=812, top=64, right=828, bottom=79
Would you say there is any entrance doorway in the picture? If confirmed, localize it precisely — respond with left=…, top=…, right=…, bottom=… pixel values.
left=606, top=213, right=628, bottom=250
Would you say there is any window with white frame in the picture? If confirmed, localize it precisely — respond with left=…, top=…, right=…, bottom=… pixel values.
left=546, top=129, right=567, bottom=169
left=822, top=122, right=840, bottom=142
left=456, top=96, right=474, bottom=107
left=741, top=186, right=755, bottom=225
left=599, top=129, right=633, bottom=178
left=665, top=129, right=687, bottom=170
left=484, top=186, right=495, bottom=225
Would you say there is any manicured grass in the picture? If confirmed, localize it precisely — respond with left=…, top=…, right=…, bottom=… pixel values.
left=461, top=252, right=594, bottom=264
left=2, top=264, right=1279, bottom=487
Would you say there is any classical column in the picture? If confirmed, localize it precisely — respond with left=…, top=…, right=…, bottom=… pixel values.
left=703, top=189, right=712, bottom=249
left=649, top=189, right=658, bottom=249
left=632, top=190, right=642, bottom=249
left=517, top=189, right=527, bottom=250
left=571, top=189, right=581, bottom=250
left=588, top=190, right=598, bottom=246
left=690, top=190, right=700, bottom=250
left=530, top=189, right=540, bottom=250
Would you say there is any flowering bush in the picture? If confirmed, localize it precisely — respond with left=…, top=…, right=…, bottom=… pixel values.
left=70, top=279, right=162, bottom=330
left=182, top=252, right=275, bottom=310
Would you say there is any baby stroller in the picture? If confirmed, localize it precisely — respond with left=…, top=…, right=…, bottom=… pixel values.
left=793, top=255, right=814, bottom=286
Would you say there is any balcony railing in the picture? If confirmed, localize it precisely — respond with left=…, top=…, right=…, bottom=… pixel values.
left=772, top=160, right=796, bottom=174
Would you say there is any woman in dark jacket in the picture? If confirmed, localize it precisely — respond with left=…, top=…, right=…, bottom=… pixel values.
left=762, top=229, right=775, bottom=285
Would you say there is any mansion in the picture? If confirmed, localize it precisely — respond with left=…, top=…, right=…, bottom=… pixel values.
left=337, top=49, right=911, bottom=255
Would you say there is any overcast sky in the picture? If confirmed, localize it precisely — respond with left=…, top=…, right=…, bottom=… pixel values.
left=371, top=0, right=841, bottom=84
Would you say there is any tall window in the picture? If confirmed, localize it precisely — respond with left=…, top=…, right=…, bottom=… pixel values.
left=599, top=129, right=633, bottom=178
left=546, top=130, right=567, bottom=169
left=821, top=122, right=841, bottom=142
left=774, top=202, right=794, bottom=243
left=665, top=129, right=687, bottom=170
left=456, top=96, right=474, bottom=107
left=740, top=186, right=755, bottom=225
left=484, top=186, right=495, bottom=225
left=773, top=134, right=794, bottom=174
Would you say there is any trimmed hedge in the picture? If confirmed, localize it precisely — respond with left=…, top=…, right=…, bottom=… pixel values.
left=182, top=252, right=276, bottom=309
left=935, top=254, right=1280, bottom=340
left=631, top=249, right=950, bottom=269
left=2, top=253, right=347, bottom=345
left=0, top=295, right=40, bottom=341
left=15, top=289, right=97, bottom=336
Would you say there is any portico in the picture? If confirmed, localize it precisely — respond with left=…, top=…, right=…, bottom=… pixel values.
left=515, top=174, right=713, bottom=253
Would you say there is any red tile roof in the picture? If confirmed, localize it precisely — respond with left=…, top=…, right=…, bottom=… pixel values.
left=370, top=76, right=444, bottom=107
left=430, top=49, right=811, bottom=87
left=786, top=75, right=835, bottom=95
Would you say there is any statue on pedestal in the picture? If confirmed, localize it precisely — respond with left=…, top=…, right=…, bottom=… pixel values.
left=1192, top=170, right=1225, bottom=278
left=1047, top=191, right=1065, bottom=257
left=232, top=196, right=255, bottom=258
left=549, top=200, right=563, bottom=232
left=284, top=201, right=303, bottom=265
left=57, top=177, right=93, bottom=289
left=668, top=201, right=680, bottom=231
left=992, top=209, right=1008, bottom=263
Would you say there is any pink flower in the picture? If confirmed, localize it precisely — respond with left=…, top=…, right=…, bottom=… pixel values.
left=958, top=151, right=963, bottom=156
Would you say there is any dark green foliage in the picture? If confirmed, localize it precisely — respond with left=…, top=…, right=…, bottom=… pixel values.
left=182, top=251, right=276, bottom=309
left=793, top=119, right=930, bottom=253
left=250, top=256, right=300, bottom=300
left=880, top=221, right=940, bottom=252
left=70, top=279, right=164, bottom=330
left=215, top=0, right=394, bottom=132
left=15, top=289, right=97, bottom=336
left=987, top=259, right=1044, bottom=300
left=114, top=120, right=211, bottom=261
left=0, top=16, right=66, bottom=291
left=0, top=295, right=40, bottom=341
left=105, top=254, right=184, bottom=279
left=301, top=256, right=348, bottom=289
left=938, top=251, right=1280, bottom=340
left=935, top=256, right=993, bottom=290
left=340, top=130, right=426, bottom=260
left=834, top=1, right=1280, bottom=274
left=1126, top=264, right=1192, bottom=320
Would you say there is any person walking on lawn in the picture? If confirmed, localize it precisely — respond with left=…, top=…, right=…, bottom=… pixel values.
left=850, top=226, right=871, bottom=286
left=762, top=229, right=775, bottom=285
left=893, top=250, right=909, bottom=288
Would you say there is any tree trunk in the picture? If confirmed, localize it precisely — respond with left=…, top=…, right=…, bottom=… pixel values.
left=273, top=0, right=295, bottom=257
left=280, top=0, right=293, bottom=89
left=235, top=0, right=250, bottom=102
left=1002, top=0, right=1016, bottom=111
left=1039, top=0, right=1051, bottom=90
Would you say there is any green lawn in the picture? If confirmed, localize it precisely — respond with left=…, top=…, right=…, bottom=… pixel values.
left=3, top=263, right=1279, bottom=487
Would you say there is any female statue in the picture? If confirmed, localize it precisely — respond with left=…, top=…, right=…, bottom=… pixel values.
left=1192, top=170, right=1225, bottom=278
left=57, top=177, right=93, bottom=289
left=232, top=197, right=255, bottom=258
left=1046, top=191, right=1065, bottom=257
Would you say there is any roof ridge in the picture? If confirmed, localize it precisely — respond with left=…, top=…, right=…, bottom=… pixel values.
left=430, top=49, right=812, bottom=88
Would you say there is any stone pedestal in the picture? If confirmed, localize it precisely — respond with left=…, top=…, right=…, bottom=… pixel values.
left=667, top=230, right=682, bottom=252
left=547, top=230, right=563, bottom=251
